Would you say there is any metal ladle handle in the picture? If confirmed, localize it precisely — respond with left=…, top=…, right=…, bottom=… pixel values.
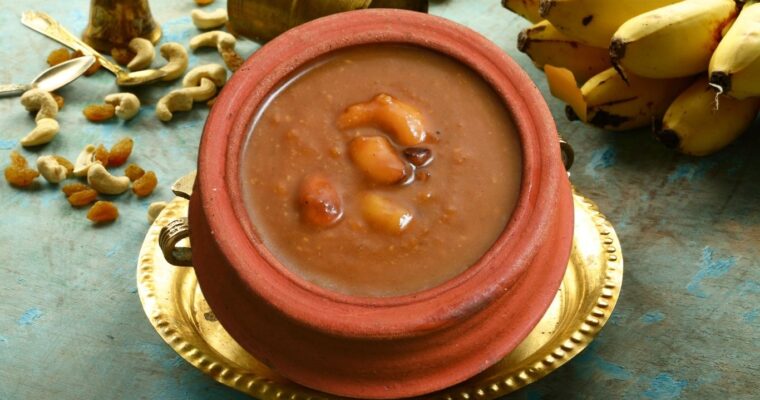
left=159, top=218, right=193, bottom=267
left=158, top=173, right=197, bottom=267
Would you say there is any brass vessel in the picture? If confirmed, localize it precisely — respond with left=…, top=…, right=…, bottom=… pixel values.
left=82, top=0, right=161, bottom=52
left=228, top=0, right=428, bottom=42
left=137, top=174, right=624, bottom=399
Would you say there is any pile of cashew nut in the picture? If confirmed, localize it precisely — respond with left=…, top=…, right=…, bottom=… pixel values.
left=68, top=144, right=129, bottom=194
left=190, top=31, right=243, bottom=72
left=117, top=40, right=189, bottom=85
left=19, top=89, right=60, bottom=147
left=156, top=64, right=227, bottom=121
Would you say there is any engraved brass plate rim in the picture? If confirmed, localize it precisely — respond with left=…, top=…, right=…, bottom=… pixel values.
left=137, top=190, right=623, bottom=399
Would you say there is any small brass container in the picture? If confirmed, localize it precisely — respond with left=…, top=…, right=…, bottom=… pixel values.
left=228, top=0, right=428, bottom=42
left=82, top=0, right=161, bottom=52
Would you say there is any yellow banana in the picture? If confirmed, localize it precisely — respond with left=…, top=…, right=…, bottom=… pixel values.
left=709, top=0, right=760, bottom=99
left=547, top=66, right=693, bottom=131
left=538, top=0, right=679, bottom=48
left=502, top=0, right=542, bottom=23
left=610, top=0, right=738, bottom=79
left=656, top=78, right=760, bottom=156
left=517, top=20, right=611, bottom=83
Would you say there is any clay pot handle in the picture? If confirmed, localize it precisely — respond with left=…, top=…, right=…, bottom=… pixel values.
left=159, top=218, right=193, bottom=267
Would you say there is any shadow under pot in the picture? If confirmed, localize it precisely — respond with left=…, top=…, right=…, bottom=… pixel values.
left=168, top=9, right=574, bottom=400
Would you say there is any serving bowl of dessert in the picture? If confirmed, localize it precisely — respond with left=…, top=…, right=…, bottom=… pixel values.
left=159, top=9, right=574, bottom=399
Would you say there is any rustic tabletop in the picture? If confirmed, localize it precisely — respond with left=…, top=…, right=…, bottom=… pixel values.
left=1, top=1, right=758, bottom=399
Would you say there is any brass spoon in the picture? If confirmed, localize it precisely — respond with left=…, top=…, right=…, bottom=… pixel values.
left=21, top=11, right=166, bottom=86
left=0, top=55, right=94, bottom=97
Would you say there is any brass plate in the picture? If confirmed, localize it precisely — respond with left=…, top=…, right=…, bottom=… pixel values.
left=137, top=192, right=623, bottom=399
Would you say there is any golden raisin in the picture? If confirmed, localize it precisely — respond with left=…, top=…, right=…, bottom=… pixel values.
left=4, top=151, right=39, bottom=188
left=53, top=155, right=74, bottom=176
left=62, top=182, right=90, bottom=196
left=47, top=48, right=71, bottom=66
left=110, top=47, right=135, bottom=66
left=87, top=201, right=119, bottom=223
left=83, top=104, right=116, bottom=122
left=94, top=144, right=110, bottom=165
left=67, top=188, right=98, bottom=207
left=51, top=93, right=65, bottom=110
left=71, top=50, right=102, bottom=76
left=107, top=138, right=133, bottom=167
left=132, top=171, right=157, bottom=197
left=124, top=163, right=145, bottom=181
left=10, top=150, right=27, bottom=167
left=85, top=60, right=101, bottom=76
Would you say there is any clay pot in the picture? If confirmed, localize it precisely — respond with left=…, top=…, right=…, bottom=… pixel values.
left=189, top=9, right=573, bottom=399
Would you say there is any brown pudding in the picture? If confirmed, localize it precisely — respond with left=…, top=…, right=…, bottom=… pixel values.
left=241, top=44, right=522, bottom=297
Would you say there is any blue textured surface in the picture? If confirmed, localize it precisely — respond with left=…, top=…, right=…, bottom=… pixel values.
left=1, top=1, right=759, bottom=399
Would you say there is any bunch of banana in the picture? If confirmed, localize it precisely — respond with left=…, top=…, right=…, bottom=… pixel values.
left=656, top=77, right=760, bottom=156
left=504, top=0, right=760, bottom=156
left=517, top=20, right=610, bottom=83
left=709, top=0, right=760, bottom=99
left=545, top=66, right=692, bottom=131
left=610, top=0, right=738, bottom=79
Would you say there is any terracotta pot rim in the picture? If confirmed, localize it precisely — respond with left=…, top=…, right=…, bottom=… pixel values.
left=197, top=9, right=565, bottom=338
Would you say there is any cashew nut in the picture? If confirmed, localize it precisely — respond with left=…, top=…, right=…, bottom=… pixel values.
left=104, top=93, right=141, bottom=120
left=189, top=31, right=243, bottom=71
left=155, top=91, right=194, bottom=122
left=127, top=38, right=156, bottom=71
left=36, top=155, right=68, bottom=183
left=73, top=144, right=97, bottom=177
left=182, top=77, right=218, bottom=101
left=158, top=43, right=188, bottom=81
left=21, top=89, right=58, bottom=121
left=190, top=30, right=236, bottom=51
left=155, top=63, right=228, bottom=121
left=191, top=8, right=228, bottom=29
left=182, top=63, right=227, bottom=88
left=147, top=201, right=167, bottom=223
left=87, top=163, right=130, bottom=195
left=20, top=118, right=59, bottom=147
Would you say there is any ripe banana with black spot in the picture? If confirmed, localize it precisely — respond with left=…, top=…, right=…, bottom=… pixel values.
left=709, top=0, right=760, bottom=100
left=610, top=0, right=738, bottom=79
left=538, top=0, right=679, bottom=48
left=549, top=67, right=693, bottom=131
left=518, top=20, right=611, bottom=83
left=656, top=78, right=760, bottom=156
left=502, top=0, right=542, bottom=23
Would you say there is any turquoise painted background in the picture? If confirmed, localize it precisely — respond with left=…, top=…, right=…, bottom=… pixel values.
left=0, top=0, right=758, bottom=399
